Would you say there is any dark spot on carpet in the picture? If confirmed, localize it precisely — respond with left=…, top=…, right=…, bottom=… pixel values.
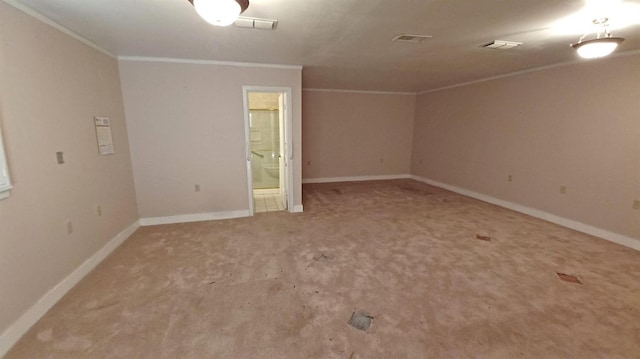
left=313, top=253, right=335, bottom=262
left=556, top=272, right=581, bottom=284
left=348, top=311, right=374, bottom=331
left=476, top=234, right=491, bottom=241
left=332, top=189, right=342, bottom=194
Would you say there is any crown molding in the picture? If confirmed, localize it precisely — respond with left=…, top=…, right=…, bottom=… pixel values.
left=118, top=56, right=303, bottom=70
left=418, top=49, right=640, bottom=95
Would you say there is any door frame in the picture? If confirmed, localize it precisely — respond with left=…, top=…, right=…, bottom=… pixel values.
left=242, top=86, right=294, bottom=215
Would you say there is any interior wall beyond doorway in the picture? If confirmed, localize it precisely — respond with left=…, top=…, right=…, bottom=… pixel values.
left=248, top=92, right=281, bottom=189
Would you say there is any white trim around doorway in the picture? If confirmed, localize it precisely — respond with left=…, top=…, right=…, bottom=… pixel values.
left=242, top=86, right=295, bottom=215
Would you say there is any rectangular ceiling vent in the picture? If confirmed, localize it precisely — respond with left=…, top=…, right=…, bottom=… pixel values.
left=392, top=34, right=433, bottom=43
left=481, top=40, right=523, bottom=49
left=235, top=17, right=278, bottom=30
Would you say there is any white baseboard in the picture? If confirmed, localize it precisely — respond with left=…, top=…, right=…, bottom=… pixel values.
left=290, top=205, right=304, bottom=213
left=140, top=210, right=251, bottom=226
left=410, top=175, right=640, bottom=251
left=0, top=220, right=140, bottom=357
left=302, top=174, right=410, bottom=184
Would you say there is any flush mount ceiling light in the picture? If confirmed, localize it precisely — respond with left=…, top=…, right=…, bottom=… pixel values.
left=187, top=0, right=249, bottom=26
left=571, top=18, right=625, bottom=59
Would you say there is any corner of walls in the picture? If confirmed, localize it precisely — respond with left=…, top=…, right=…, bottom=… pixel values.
left=0, top=3, right=140, bottom=355
left=118, top=59, right=303, bottom=221
left=410, top=53, right=640, bottom=245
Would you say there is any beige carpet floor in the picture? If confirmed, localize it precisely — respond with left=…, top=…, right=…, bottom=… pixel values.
left=6, top=179, right=640, bottom=358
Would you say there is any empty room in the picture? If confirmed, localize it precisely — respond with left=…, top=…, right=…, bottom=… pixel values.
left=0, top=0, right=639, bottom=358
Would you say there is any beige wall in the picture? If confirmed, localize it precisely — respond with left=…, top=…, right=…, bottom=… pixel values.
left=0, top=2, right=138, bottom=338
left=411, top=54, right=640, bottom=239
left=119, top=60, right=302, bottom=218
left=302, top=90, right=415, bottom=180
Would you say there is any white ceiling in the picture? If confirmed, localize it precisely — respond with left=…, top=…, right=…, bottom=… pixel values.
left=7, top=0, right=640, bottom=92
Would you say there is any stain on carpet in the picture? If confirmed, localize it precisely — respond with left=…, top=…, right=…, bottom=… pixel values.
left=475, top=234, right=492, bottom=241
left=348, top=311, right=374, bottom=332
left=556, top=272, right=582, bottom=284
left=313, top=254, right=335, bottom=262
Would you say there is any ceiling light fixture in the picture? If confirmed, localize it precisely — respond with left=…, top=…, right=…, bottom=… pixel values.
left=571, top=18, right=624, bottom=59
left=187, top=0, right=249, bottom=27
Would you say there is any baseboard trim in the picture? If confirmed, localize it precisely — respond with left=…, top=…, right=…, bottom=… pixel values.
left=140, top=210, right=251, bottom=226
left=290, top=205, right=304, bottom=213
left=410, top=175, right=640, bottom=251
left=302, top=174, right=411, bottom=184
left=0, top=220, right=140, bottom=357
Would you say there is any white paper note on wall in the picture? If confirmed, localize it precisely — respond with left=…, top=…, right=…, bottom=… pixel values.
left=94, top=116, right=115, bottom=155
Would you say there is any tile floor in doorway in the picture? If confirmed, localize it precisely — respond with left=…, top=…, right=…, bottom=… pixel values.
left=253, top=189, right=285, bottom=213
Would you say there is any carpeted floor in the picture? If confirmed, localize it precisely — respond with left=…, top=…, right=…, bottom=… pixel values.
left=6, top=179, right=640, bottom=358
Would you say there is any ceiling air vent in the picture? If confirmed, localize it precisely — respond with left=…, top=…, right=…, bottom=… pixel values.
left=235, top=17, right=278, bottom=30
left=481, top=40, right=523, bottom=49
left=392, top=34, right=433, bottom=43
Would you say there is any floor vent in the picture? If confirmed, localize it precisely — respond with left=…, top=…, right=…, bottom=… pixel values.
left=392, top=34, right=433, bottom=43
left=556, top=272, right=582, bottom=284
left=348, top=311, right=374, bottom=331
left=481, top=40, right=522, bottom=49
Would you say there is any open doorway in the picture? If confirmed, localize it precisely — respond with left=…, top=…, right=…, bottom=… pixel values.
left=243, top=87, right=293, bottom=214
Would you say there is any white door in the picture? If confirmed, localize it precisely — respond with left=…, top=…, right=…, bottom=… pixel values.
left=278, top=94, right=288, bottom=209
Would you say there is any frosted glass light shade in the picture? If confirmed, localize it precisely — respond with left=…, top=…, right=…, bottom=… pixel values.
left=572, top=37, right=624, bottom=59
left=193, top=0, right=242, bottom=26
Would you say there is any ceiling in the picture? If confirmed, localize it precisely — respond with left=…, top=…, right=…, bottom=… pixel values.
left=7, top=0, right=640, bottom=92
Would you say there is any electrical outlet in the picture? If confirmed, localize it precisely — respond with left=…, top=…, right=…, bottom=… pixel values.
left=195, top=184, right=200, bottom=192
left=66, top=220, right=73, bottom=234
left=560, top=185, right=567, bottom=194
left=96, top=205, right=102, bottom=217
left=633, top=200, right=640, bottom=210
left=508, top=175, right=513, bottom=182
left=56, top=152, right=65, bottom=164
